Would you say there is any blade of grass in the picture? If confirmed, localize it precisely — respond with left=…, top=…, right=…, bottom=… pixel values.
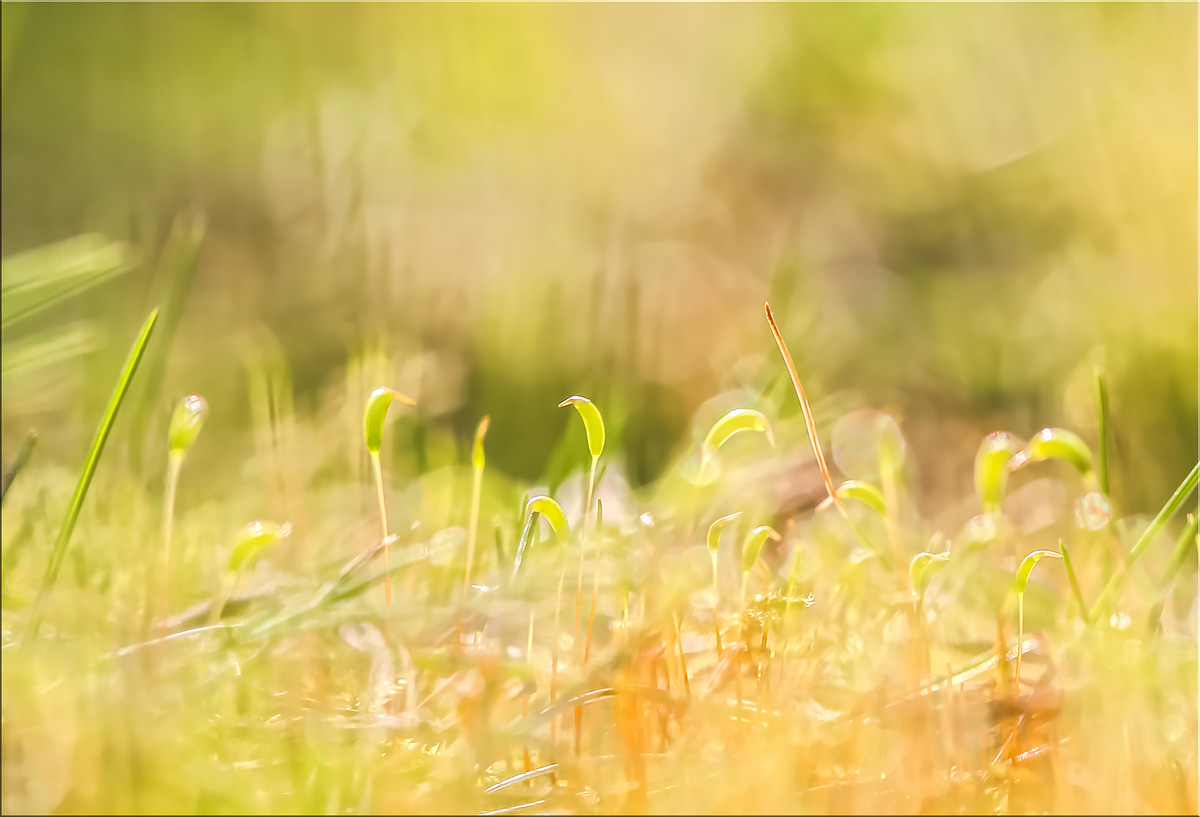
left=1089, top=462, right=1199, bottom=622
left=1146, top=514, right=1198, bottom=632
left=0, top=428, right=37, bottom=506
left=23, top=308, right=159, bottom=644
left=1058, top=541, right=1090, bottom=626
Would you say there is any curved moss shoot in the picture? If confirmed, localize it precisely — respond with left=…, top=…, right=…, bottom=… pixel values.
left=835, top=480, right=887, bottom=517
left=559, top=394, right=604, bottom=730
left=1011, top=549, right=1062, bottom=691
left=162, top=393, right=208, bottom=622
left=1009, top=427, right=1096, bottom=486
left=909, top=551, right=950, bottom=608
left=362, top=387, right=416, bottom=608
left=209, top=521, right=292, bottom=625
left=740, top=525, right=781, bottom=608
left=974, top=431, right=1024, bottom=513
left=699, top=408, right=773, bottom=482
left=25, top=307, right=158, bottom=645
left=463, top=415, right=490, bottom=594
left=707, top=512, right=742, bottom=600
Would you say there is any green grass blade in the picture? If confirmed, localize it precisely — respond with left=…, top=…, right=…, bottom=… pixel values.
left=23, top=308, right=159, bottom=644
left=1089, top=462, right=1199, bottom=622
left=1, top=234, right=132, bottom=330
left=1, top=428, right=37, bottom=506
left=1146, top=515, right=1198, bottom=632
left=1059, top=541, right=1091, bottom=626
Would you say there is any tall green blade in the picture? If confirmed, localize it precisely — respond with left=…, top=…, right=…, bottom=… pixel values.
left=23, top=308, right=159, bottom=644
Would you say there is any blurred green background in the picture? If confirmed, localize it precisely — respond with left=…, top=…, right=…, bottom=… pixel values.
left=2, top=2, right=1196, bottom=515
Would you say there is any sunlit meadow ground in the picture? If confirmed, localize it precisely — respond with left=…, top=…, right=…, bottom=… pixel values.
left=2, top=4, right=1197, bottom=815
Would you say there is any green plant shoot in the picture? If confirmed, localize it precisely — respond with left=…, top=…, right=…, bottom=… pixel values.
left=162, top=393, right=208, bottom=623
left=741, top=525, right=780, bottom=599
left=909, top=551, right=950, bottom=602
left=209, top=521, right=292, bottom=625
left=24, top=307, right=158, bottom=645
left=700, top=408, right=773, bottom=480
left=362, top=386, right=416, bottom=608
left=836, top=480, right=887, bottom=517
left=1009, top=427, right=1095, bottom=481
left=1012, top=549, right=1062, bottom=690
left=463, top=415, right=490, bottom=593
left=707, top=511, right=741, bottom=600
left=974, top=431, right=1023, bottom=513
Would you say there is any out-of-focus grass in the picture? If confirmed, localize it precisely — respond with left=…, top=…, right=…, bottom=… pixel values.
left=1, top=4, right=1197, bottom=815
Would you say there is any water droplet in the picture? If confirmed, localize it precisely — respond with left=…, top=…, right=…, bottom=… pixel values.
left=1074, top=491, right=1112, bottom=531
left=1109, top=611, right=1131, bottom=630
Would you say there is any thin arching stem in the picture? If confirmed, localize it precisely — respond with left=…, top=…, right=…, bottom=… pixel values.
left=160, top=453, right=183, bottom=627
left=370, top=451, right=391, bottom=607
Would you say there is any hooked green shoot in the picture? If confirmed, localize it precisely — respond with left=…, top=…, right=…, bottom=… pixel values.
left=162, top=394, right=208, bottom=622
left=524, top=495, right=570, bottom=542
left=1009, top=427, right=1095, bottom=482
left=1012, top=549, right=1062, bottom=691
left=209, top=521, right=292, bottom=625
left=463, top=415, right=490, bottom=594
left=699, top=408, right=774, bottom=480
left=975, top=431, right=1024, bottom=513
left=559, top=395, right=605, bottom=459
left=24, top=308, right=158, bottom=645
left=363, top=386, right=416, bottom=608
left=707, top=512, right=741, bottom=600
left=1089, top=462, right=1199, bottom=621
left=559, top=394, right=604, bottom=744
left=764, top=302, right=840, bottom=509
left=909, top=551, right=950, bottom=605
left=740, top=525, right=780, bottom=606
left=835, top=480, right=887, bottom=517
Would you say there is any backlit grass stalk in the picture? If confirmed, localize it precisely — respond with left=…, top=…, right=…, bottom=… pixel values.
left=363, top=387, right=416, bottom=608
left=1088, top=462, right=1199, bottom=621
left=1095, top=368, right=1110, bottom=496
left=1146, top=514, right=1198, bottom=632
left=463, top=415, right=490, bottom=595
left=559, top=396, right=604, bottom=755
left=0, top=428, right=37, bottom=506
left=24, top=308, right=158, bottom=645
left=161, top=394, right=207, bottom=623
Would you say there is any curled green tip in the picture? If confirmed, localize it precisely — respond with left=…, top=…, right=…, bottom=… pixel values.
left=703, top=408, right=774, bottom=455
left=228, top=520, right=292, bottom=573
left=472, top=415, right=490, bottom=470
left=707, top=512, right=742, bottom=556
left=835, top=480, right=886, bottom=516
left=1010, top=427, right=1094, bottom=477
left=168, top=393, right=208, bottom=457
left=975, top=431, right=1024, bottom=513
left=559, top=395, right=605, bottom=459
left=363, top=387, right=416, bottom=455
left=525, top=495, right=570, bottom=541
left=741, top=525, right=780, bottom=575
left=1013, top=549, right=1062, bottom=595
left=909, top=551, right=950, bottom=598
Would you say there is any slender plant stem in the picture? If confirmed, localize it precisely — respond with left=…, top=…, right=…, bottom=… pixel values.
left=551, top=545, right=566, bottom=748
left=1059, top=541, right=1091, bottom=626
left=160, top=453, right=183, bottom=626
left=463, top=464, right=483, bottom=594
left=370, top=451, right=391, bottom=607
left=1146, top=515, right=1198, bottom=631
left=764, top=302, right=840, bottom=511
left=573, top=455, right=598, bottom=755
left=0, top=429, right=38, bottom=507
left=1089, top=462, right=1198, bottom=621
left=24, top=308, right=158, bottom=645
